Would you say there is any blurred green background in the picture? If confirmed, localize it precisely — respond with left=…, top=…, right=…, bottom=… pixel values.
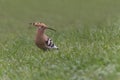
left=0, top=0, right=120, bottom=80
left=0, top=0, right=120, bottom=26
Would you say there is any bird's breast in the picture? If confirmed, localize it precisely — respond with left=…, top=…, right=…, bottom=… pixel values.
left=35, top=35, right=47, bottom=50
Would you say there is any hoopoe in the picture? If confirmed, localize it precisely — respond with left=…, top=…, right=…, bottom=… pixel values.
left=30, top=22, right=58, bottom=51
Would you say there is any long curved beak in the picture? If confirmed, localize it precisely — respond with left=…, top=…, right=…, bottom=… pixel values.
left=47, top=27, right=56, bottom=31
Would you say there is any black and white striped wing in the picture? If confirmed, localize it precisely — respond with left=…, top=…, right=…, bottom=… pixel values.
left=45, top=38, right=58, bottom=49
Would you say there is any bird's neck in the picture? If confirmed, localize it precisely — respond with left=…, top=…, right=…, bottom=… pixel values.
left=35, top=29, right=44, bottom=43
left=36, top=29, right=45, bottom=35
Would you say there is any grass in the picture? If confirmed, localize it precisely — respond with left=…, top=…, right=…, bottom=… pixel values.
left=0, top=0, right=120, bottom=80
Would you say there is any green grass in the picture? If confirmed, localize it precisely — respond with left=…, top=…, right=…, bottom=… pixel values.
left=0, top=0, right=120, bottom=80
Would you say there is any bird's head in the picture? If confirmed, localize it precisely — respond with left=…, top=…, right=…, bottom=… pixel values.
left=29, top=22, right=56, bottom=31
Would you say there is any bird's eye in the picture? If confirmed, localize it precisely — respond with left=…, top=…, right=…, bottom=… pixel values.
left=41, top=26, right=44, bottom=28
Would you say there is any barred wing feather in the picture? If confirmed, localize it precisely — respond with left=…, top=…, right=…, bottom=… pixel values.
left=45, top=38, right=58, bottom=49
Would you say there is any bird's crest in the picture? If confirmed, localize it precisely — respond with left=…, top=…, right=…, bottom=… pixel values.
left=30, top=22, right=47, bottom=27
left=29, top=22, right=56, bottom=31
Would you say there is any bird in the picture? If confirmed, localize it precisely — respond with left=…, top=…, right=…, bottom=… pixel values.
left=29, top=22, right=58, bottom=51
